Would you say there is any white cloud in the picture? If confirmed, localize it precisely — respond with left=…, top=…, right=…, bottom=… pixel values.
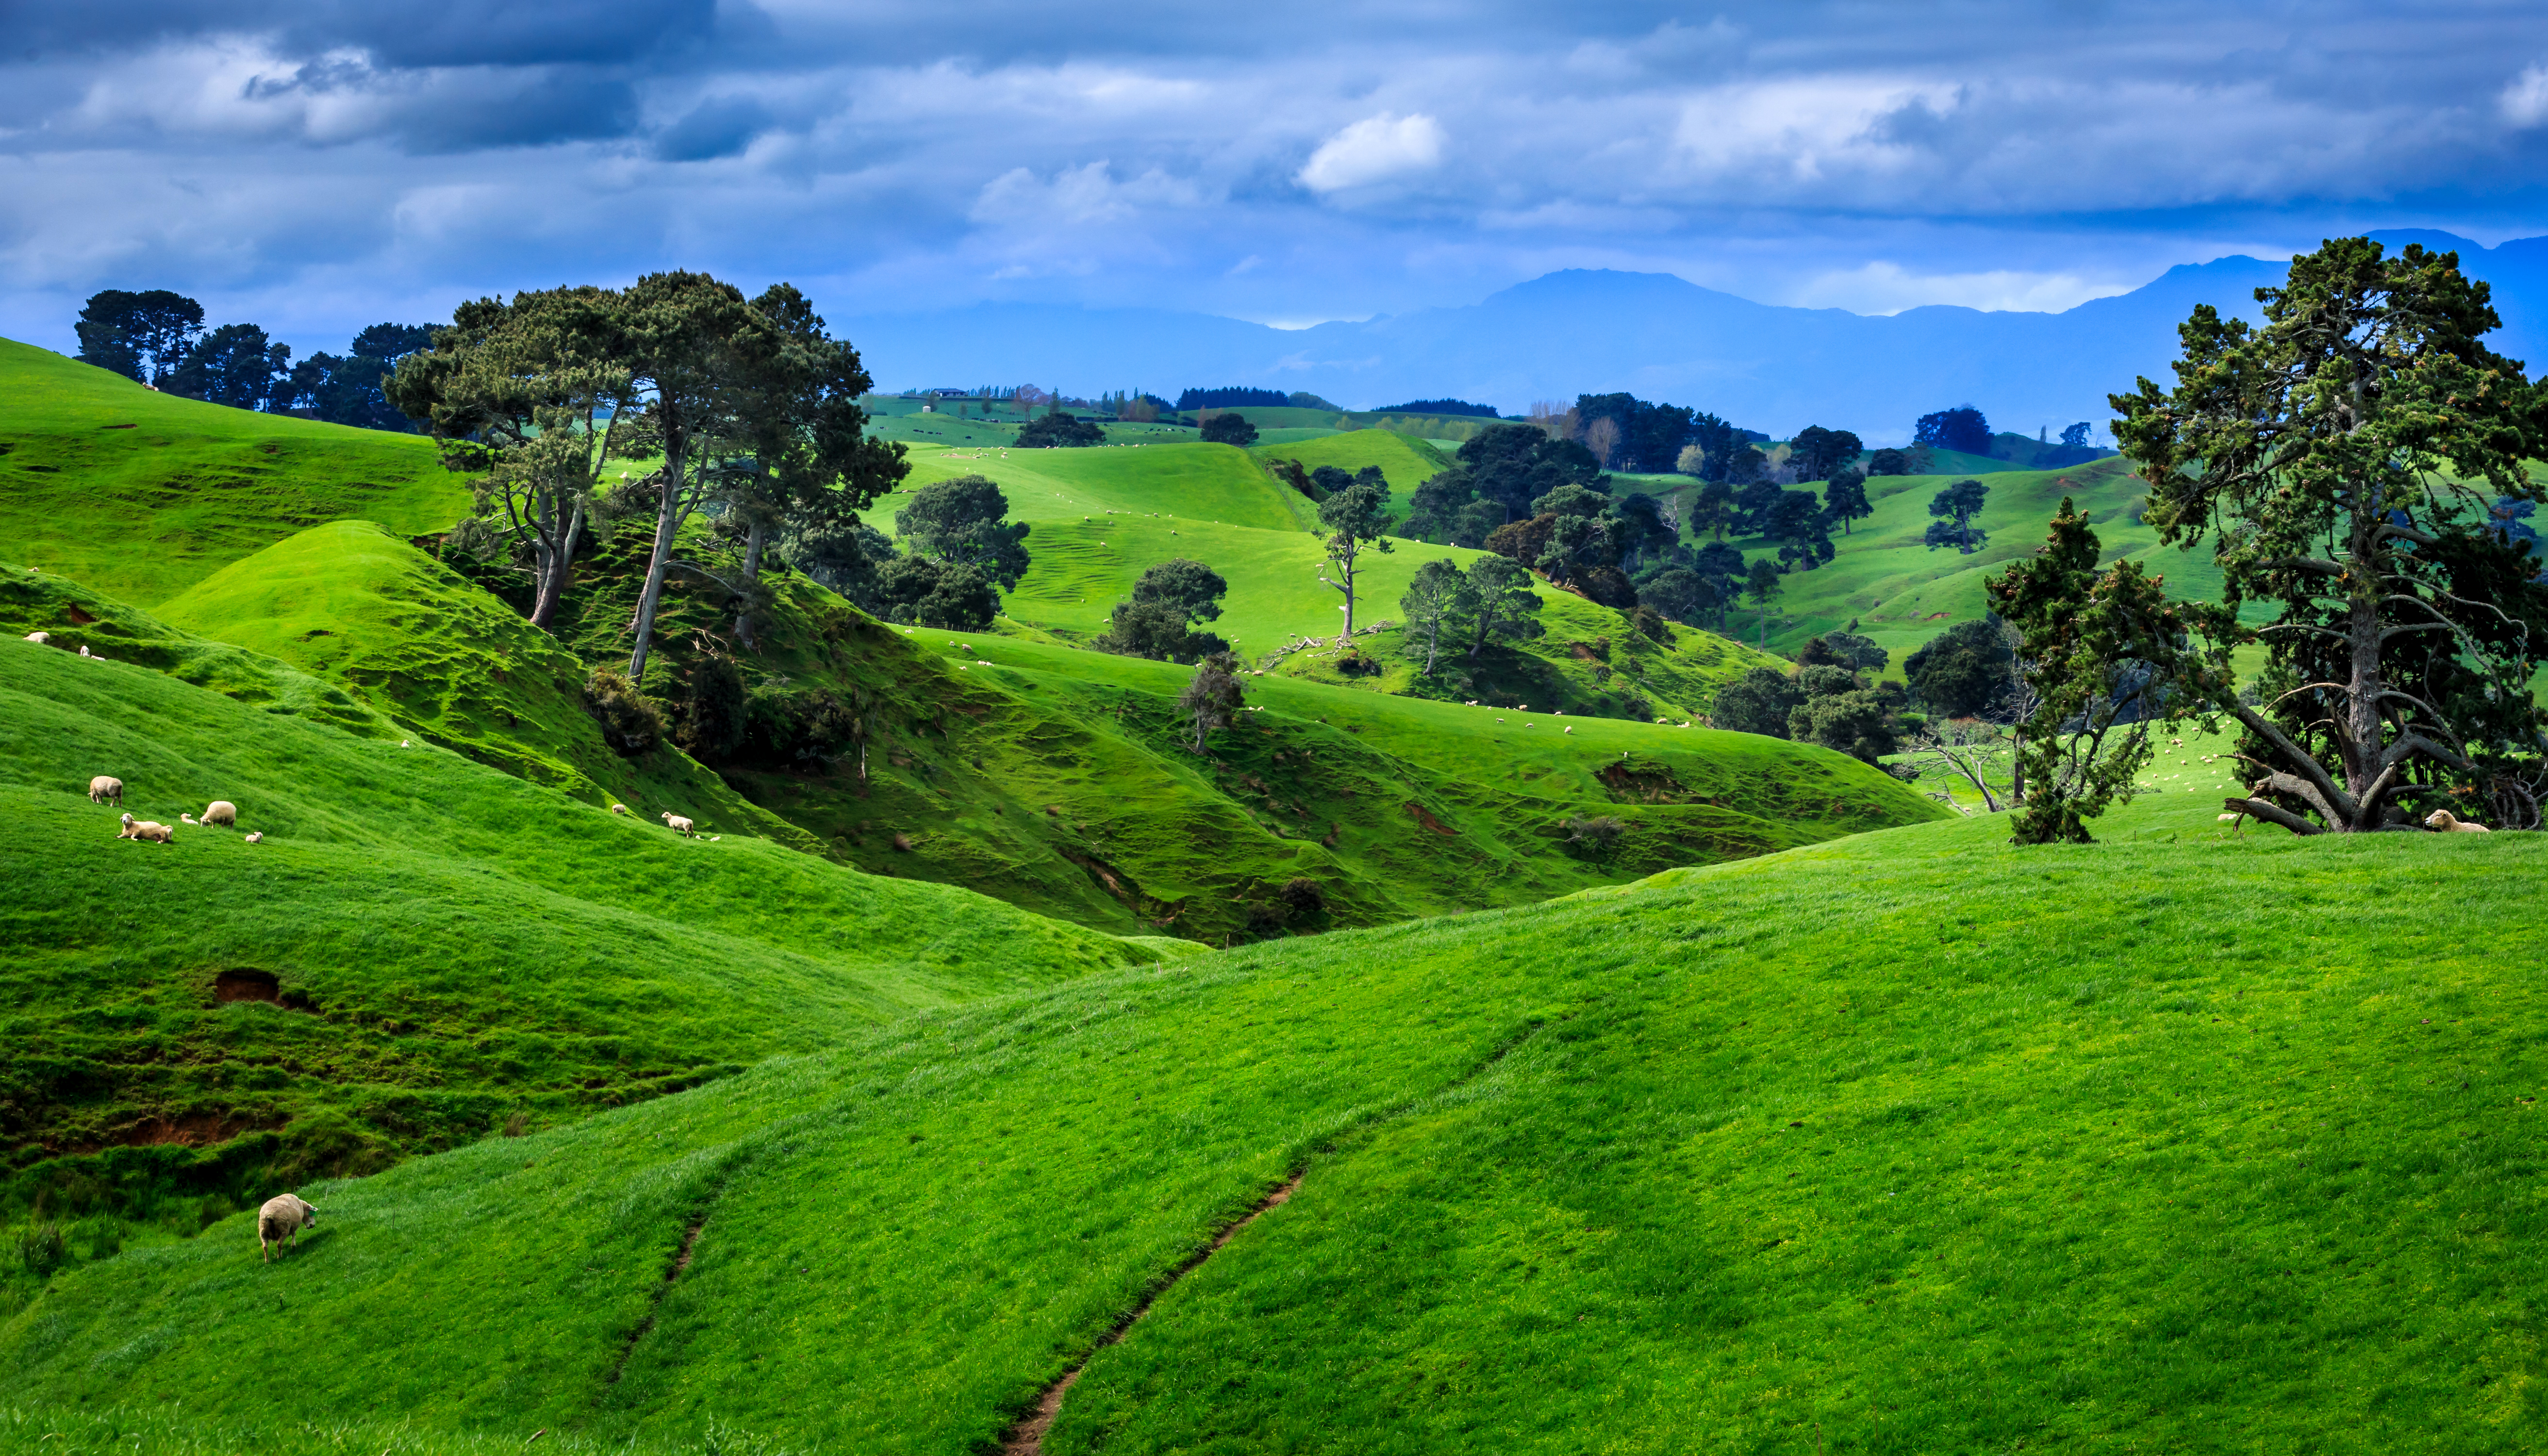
left=2503, top=64, right=2548, bottom=128
left=970, top=161, right=1204, bottom=228
left=1297, top=112, right=1443, bottom=193
left=1794, top=261, right=2132, bottom=316
left=1672, top=78, right=1954, bottom=188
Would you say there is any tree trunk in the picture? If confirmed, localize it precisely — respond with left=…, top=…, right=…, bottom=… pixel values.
left=2010, top=721, right=2026, bottom=803
left=626, top=428, right=686, bottom=686
left=734, top=517, right=768, bottom=649
left=527, top=496, right=582, bottom=632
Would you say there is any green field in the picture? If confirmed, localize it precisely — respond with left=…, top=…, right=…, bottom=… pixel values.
left=5, top=776, right=2540, bottom=1453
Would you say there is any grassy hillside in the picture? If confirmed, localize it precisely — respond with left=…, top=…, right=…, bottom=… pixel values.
left=0, top=585, right=1176, bottom=1240
left=1250, top=428, right=1449, bottom=524
left=0, top=341, right=464, bottom=606
left=6, top=783, right=2537, bottom=1454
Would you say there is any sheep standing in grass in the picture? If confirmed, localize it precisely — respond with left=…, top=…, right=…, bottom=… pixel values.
left=88, top=776, right=123, bottom=806
left=116, top=813, right=173, bottom=843
left=662, top=812, right=695, bottom=835
left=2426, top=810, right=2492, bottom=833
left=257, top=1193, right=317, bottom=1262
left=187, top=800, right=238, bottom=828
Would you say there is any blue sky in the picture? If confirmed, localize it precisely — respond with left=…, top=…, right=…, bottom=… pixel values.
left=5, top=1, right=2548, bottom=359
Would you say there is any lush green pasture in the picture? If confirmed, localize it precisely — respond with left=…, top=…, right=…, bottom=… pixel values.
left=0, top=341, right=463, bottom=605
left=6, top=784, right=2537, bottom=1453
left=0, top=593, right=1174, bottom=1239
left=1250, top=428, right=1448, bottom=526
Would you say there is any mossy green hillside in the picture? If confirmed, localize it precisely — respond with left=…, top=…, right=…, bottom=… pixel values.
left=1249, top=428, right=1449, bottom=521
left=6, top=786, right=2538, bottom=1454
left=518, top=525, right=1942, bottom=939
left=0, top=609, right=1175, bottom=1236
left=0, top=341, right=464, bottom=606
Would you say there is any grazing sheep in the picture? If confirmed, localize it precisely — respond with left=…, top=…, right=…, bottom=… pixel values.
left=189, top=800, right=237, bottom=828
left=244, top=831, right=263, bottom=844
left=609, top=803, right=631, bottom=816
left=88, top=776, right=123, bottom=806
left=257, top=1193, right=317, bottom=1262
left=116, top=813, right=173, bottom=843
left=24, top=631, right=48, bottom=644
left=661, top=812, right=695, bottom=835
left=2426, top=809, right=2492, bottom=833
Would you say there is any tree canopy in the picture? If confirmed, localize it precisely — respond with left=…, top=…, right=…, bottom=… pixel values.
left=1915, top=405, right=1992, bottom=454
left=1017, top=412, right=1105, bottom=447
left=74, top=289, right=202, bottom=385
left=1199, top=412, right=1259, bottom=446
left=2114, top=234, right=2548, bottom=832
left=1924, top=478, right=1991, bottom=554
left=896, top=475, right=1032, bottom=590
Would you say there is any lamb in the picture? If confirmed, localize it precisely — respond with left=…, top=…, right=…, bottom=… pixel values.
left=88, top=776, right=123, bottom=806
left=116, top=813, right=173, bottom=843
left=182, top=800, right=237, bottom=828
left=257, top=1193, right=318, bottom=1262
left=24, top=631, right=48, bottom=644
left=244, top=831, right=263, bottom=844
left=2426, top=809, right=2492, bottom=833
left=662, top=812, right=695, bottom=835
left=609, top=803, right=631, bottom=816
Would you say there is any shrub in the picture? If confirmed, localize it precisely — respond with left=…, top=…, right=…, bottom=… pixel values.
left=1200, top=412, right=1259, bottom=446
left=1277, top=878, right=1327, bottom=921
left=18, top=1219, right=66, bottom=1277
left=1564, top=814, right=1626, bottom=854
left=1017, top=413, right=1105, bottom=448
left=670, top=654, right=748, bottom=761
left=581, top=669, right=665, bottom=756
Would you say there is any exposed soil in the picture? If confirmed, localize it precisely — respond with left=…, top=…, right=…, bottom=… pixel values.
left=214, top=969, right=281, bottom=1004
left=1000, top=1173, right=1305, bottom=1456
left=606, top=1209, right=711, bottom=1387
left=1403, top=801, right=1457, bottom=836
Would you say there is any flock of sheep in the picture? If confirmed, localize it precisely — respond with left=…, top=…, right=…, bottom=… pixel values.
left=91, top=775, right=261, bottom=845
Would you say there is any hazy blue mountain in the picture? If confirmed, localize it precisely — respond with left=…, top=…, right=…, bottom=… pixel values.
left=843, top=231, right=2546, bottom=444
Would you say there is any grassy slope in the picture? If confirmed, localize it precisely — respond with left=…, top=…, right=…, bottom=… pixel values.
left=0, top=593, right=1174, bottom=1229
left=8, top=786, right=2540, bottom=1454
left=530, top=523, right=1941, bottom=939
left=0, top=341, right=464, bottom=606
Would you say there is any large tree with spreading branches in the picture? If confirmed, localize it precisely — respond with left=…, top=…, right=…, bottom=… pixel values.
left=2113, top=237, right=2548, bottom=832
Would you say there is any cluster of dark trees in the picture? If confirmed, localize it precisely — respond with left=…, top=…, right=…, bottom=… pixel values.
left=1200, top=412, right=1259, bottom=446
left=74, top=289, right=431, bottom=430
left=1914, top=405, right=1993, bottom=454
left=1095, top=559, right=1231, bottom=663
left=1709, top=632, right=1904, bottom=764
left=1017, top=412, right=1106, bottom=447
left=1175, top=386, right=1292, bottom=410
left=792, top=475, right=1029, bottom=632
left=388, top=272, right=915, bottom=686
left=1376, top=398, right=1501, bottom=417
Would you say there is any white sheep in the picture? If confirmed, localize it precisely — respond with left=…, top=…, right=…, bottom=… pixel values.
left=245, top=831, right=264, bottom=844
left=662, top=812, right=695, bottom=835
left=2426, top=809, right=2492, bottom=833
left=257, top=1193, right=318, bottom=1262
left=88, top=776, right=123, bottom=806
left=116, top=813, right=173, bottom=843
left=24, top=631, right=48, bottom=644
left=609, top=803, right=631, bottom=816
left=182, top=801, right=237, bottom=829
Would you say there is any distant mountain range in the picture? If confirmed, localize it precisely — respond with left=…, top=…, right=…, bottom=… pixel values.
left=843, top=229, right=2548, bottom=446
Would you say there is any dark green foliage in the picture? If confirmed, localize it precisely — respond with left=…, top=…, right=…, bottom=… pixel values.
left=668, top=653, right=749, bottom=761
left=581, top=668, right=666, bottom=756
left=2060, top=421, right=2092, bottom=448
left=1687, top=479, right=1737, bottom=539
left=1096, top=601, right=1230, bottom=664
left=894, top=474, right=1031, bottom=590
left=1637, top=568, right=1713, bottom=628
left=1708, top=665, right=1800, bottom=737
left=1924, top=478, right=1991, bottom=554
left=1787, top=425, right=1863, bottom=480
left=1198, top=412, right=1259, bottom=446
left=1865, top=447, right=1912, bottom=476
left=1904, top=617, right=2013, bottom=718
left=1799, top=631, right=1887, bottom=675
left=1174, top=386, right=1289, bottom=410
left=1276, top=877, right=1327, bottom=921
left=1563, top=811, right=1625, bottom=855
left=1460, top=554, right=1545, bottom=660
left=1017, top=412, right=1106, bottom=447
left=1406, top=423, right=1605, bottom=534
left=165, top=323, right=291, bottom=412
left=1823, top=467, right=1871, bottom=534
left=1573, top=393, right=1694, bottom=474
left=73, top=288, right=202, bottom=385
left=1316, top=475, right=1393, bottom=641
left=1785, top=666, right=1905, bottom=766
left=1742, top=559, right=1783, bottom=646
left=2114, top=235, right=2548, bottom=833
left=281, top=324, right=435, bottom=431
left=1988, top=499, right=2229, bottom=843
left=1396, top=559, right=1473, bottom=675
left=1768, top=489, right=1834, bottom=571
left=1177, top=651, right=1245, bottom=752
left=875, top=556, right=999, bottom=630
left=1916, top=404, right=1992, bottom=453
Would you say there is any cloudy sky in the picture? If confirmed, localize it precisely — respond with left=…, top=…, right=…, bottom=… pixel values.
left=6, top=0, right=2548, bottom=360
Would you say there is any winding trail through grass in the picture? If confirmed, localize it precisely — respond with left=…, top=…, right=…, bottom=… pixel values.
left=606, top=1211, right=713, bottom=1389
left=1000, top=1172, right=1305, bottom=1456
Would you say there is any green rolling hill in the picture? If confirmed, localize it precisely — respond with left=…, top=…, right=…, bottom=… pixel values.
left=3, top=777, right=2537, bottom=1454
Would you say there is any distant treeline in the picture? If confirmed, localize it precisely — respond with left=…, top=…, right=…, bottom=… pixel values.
left=1173, top=386, right=1343, bottom=411
left=71, top=289, right=431, bottom=432
left=1373, top=398, right=1502, bottom=417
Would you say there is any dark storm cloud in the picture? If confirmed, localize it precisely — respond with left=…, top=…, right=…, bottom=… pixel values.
left=6, top=0, right=724, bottom=69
